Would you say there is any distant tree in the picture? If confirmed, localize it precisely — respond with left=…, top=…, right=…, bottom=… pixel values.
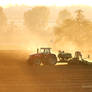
left=54, top=9, right=92, bottom=48
left=24, top=6, right=49, bottom=31
left=75, top=9, right=84, bottom=23
left=0, top=7, right=7, bottom=28
left=56, top=9, right=72, bottom=25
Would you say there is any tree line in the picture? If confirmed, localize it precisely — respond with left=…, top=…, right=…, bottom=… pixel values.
left=0, top=6, right=92, bottom=49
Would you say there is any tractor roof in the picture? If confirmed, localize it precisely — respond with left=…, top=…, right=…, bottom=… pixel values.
left=40, top=48, right=52, bottom=49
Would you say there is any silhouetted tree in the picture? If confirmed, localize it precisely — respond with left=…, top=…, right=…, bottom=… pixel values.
left=24, top=6, right=49, bottom=31
left=54, top=9, right=92, bottom=48
left=56, top=9, right=72, bottom=25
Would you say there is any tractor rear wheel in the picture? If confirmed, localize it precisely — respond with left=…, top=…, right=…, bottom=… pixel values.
left=33, top=59, right=41, bottom=65
left=45, top=57, right=57, bottom=65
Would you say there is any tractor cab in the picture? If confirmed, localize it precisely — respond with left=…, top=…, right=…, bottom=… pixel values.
left=37, top=48, right=51, bottom=54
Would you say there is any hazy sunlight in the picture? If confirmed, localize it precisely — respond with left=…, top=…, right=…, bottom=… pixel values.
left=0, top=0, right=92, bottom=8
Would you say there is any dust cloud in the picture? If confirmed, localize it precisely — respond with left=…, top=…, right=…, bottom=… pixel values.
left=0, top=5, right=92, bottom=58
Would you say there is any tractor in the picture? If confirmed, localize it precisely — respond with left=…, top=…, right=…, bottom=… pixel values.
left=68, top=51, right=89, bottom=65
left=27, top=48, right=57, bottom=65
left=57, top=50, right=90, bottom=65
left=58, top=50, right=72, bottom=62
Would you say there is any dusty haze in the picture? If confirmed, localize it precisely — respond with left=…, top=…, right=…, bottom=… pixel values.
left=0, top=5, right=92, bottom=58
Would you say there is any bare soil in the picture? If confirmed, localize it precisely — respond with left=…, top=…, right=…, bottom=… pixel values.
left=0, top=50, right=92, bottom=92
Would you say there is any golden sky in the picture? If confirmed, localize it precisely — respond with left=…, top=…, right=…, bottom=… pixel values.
left=0, top=0, right=92, bottom=7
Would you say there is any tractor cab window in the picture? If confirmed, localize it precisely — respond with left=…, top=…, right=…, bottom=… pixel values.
left=45, top=49, right=50, bottom=54
left=40, top=48, right=51, bottom=54
left=40, top=49, right=45, bottom=53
